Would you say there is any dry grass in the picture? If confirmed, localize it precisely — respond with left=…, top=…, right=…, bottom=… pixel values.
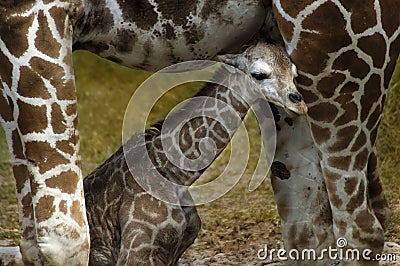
left=0, top=52, right=399, bottom=257
left=377, top=57, right=400, bottom=243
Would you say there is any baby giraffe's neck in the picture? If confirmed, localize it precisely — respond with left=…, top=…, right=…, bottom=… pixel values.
left=146, top=77, right=250, bottom=186
left=144, top=70, right=254, bottom=186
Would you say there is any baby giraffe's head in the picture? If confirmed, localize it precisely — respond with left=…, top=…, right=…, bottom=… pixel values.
left=216, top=42, right=308, bottom=115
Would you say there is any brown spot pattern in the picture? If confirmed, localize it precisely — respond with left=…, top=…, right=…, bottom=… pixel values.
left=0, top=94, right=13, bottom=122
left=360, top=74, right=381, bottom=122
left=119, top=0, right=158, bottom=30
left=71, top=200, right=85, bottom=226
left=29, top=57, right=66, bottom=93
left=48, top=6, right=69, bottom=39
left=126, top=223, right=153, bottom=248
left=17, top=66, right=51, bottom=99
left=35, top=11, right=61, bottom=58
left=344, top=176, right=358, bottom=195
left=332, top=51, right=370, bottom=79
left=273, top=6, right=294, bottom=43
left=55, top=139, right=75, bottom=156
left=157, top=0, right=196, bottom=25
left=0, top=50, right=12, bottom=88
left=328, top=156, right=351, bottom=171
left=335, top=93, right=353, bottom=106
left=45, top=170, right=79, bottom=194
left=354, top=210, right=376, bottom=235
left=155, top=224, right=179, bottom=246
left=25, top=141, right=70, bottom=174
left=293, top=1, right=352, bottom=75
left=0, top=13, right=33, bottom=57
left=326, top=181, right=343, bottom=208
left=17, top=100, right=48, bottom=134
left=296, top=73, right=313, bottom=87
left=59, top=200, right=68, bottom=215
left=353, top=148, right=369, bottom=170
left=278, top=0, right=314, bottom=18
left=309, top=123, right=331, bottom=145
left=56, top=79, right=76, bottom=101
left=328, top=125, right=358, bottom=153
left=358, top=33, right=387, bottom=68
left=171, top=207, right=184, bottom=224
left=183, top=26, right=205, bottom=46
left=317, top=74, right=346, bottom=98
left=341, top=1, right=377, bottom=34
left=308, top=102, right=338, bottom=123
left=299, top=89, right=318, bottom=104
left=379, top=0, right=400, bottom=37
left=366, top=106, right=381, bottom=131
left=271, top=161, right=290, bottom=180
left=12, top=164, right=29, bottom=193
left=21, top=190, right=33, bottom=219
left=35, top=195, right=55, bottom=222
left=133, top=194, right=168, bottom=225
left=50, top=103, right=67, bottom=134
left=11, top=130, right=24, bottom=160
left=339, top=81, right=359, bottom=94
left=334, top=102, right=358, bottom=126
left=164, top=22, right=176, bottom=40
left=351, top=131, right=367, bottom=152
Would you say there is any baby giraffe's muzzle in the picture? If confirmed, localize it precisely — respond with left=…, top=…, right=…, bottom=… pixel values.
left=286, top=92, right=308, bottom=115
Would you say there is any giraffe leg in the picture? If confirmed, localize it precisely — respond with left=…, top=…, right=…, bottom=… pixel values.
left=269, top=107, right=335, bottom=265
left=367, top=150, right=390, bottom=231
left=0, top=58, right=38, bottom=264
left=0, top=2, right=89, bottom=264
left=173, top=204, right=201, bottom=265
left=117, top=192, right=189, bottom=266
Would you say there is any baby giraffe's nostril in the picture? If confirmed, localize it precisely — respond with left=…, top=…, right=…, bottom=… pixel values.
left=288, top=92, right=303, bottom=103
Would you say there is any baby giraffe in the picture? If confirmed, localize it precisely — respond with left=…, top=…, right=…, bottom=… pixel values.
left=83, top=42, right=307, bottom=265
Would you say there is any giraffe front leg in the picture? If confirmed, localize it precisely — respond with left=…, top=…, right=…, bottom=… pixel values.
left=366, top=150, right=390, bottom=232
left=270, top=107, right=335, bottom=265
left=21, top=96, right=90, bottom=265
left=310, top=123, right=384, bottom=266
left=0, top=2, right=89, bottom=264
left=321, top=163, right=383, bottom=266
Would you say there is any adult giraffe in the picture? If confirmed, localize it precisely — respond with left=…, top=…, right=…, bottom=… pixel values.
left=0, top=0, right=398, bottom=265
left=271, top=1, right=400, bottom=265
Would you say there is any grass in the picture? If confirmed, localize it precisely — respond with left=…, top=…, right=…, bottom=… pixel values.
left=377, top=56, right=400, bottom=243
left=0, top=51, right=399, bottom=255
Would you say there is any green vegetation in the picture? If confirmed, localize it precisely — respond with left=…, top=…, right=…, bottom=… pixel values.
left=0, top=51, right=399, bottom=253
left=378, top=57, right=400, bottom=243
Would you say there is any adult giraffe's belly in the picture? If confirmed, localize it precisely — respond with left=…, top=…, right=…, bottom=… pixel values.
left=73, top=0, right=266, bottom=71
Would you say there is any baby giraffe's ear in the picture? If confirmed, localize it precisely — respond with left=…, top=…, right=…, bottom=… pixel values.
left=215, top=54, right=239, bottom=66
left=215, top=54, right=246, bottom=69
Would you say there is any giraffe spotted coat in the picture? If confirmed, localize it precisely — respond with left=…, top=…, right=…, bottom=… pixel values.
left=84, top=42, right=305, bottom=265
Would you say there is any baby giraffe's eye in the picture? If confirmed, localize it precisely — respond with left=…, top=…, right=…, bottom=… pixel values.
left=251, top=72, right=270, bottom=80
